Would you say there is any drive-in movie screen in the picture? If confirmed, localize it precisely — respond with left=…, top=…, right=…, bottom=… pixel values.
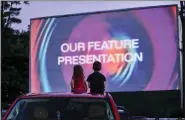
left=30, top=5, right=180, bottom=93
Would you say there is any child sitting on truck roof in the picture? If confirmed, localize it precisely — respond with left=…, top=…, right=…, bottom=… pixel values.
left=86, top=61, right=106, bottom=94
left=70, top=65, right=87, bottom=93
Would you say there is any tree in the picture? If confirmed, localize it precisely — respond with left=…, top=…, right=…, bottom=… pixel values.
left=1, top=1, right=28, bottom=28
left=1, top=1, right=29, bottom=56
left=1, top=1, right=30, bottom=107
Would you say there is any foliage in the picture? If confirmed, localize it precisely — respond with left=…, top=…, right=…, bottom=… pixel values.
left=1, top=1, right=30, bottom=104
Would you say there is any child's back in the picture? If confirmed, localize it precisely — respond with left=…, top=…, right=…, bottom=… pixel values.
left=72, top=76, right=87, bottom=93
left=71, top=65, right=87, bottom=93
left=86, top=61, right=106, bottom=94
left=87, top=72, right=105, bottom=94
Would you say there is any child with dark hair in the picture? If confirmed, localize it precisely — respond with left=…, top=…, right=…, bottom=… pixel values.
left=70, top=65, right=87, bottom=93
left=86, top=61, right=106, bottom=94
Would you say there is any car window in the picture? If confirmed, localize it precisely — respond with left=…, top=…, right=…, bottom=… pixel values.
left=6, top=97, right=115, bottom=120
left=6, top=100, right=25, bottom=120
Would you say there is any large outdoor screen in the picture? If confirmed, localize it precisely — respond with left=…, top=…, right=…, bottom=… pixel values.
left=30, top=5, right=180, bottom=93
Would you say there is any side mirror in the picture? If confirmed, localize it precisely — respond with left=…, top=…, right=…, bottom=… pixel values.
left=119, top=112, right=131, bottom=120
left=118, top=109, right=124, bottom=113
left=117, top=106, right=125, bottom=113
left=1, top=110, right=7, bottom=118
left=131, top=116, right=147, bottom=120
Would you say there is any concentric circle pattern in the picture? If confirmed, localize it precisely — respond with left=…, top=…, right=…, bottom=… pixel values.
left=30, top=5, right=180, bottom=93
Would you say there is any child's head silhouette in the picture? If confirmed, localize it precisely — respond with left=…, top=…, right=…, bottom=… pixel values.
left=93, top=61, right=102, bottom=72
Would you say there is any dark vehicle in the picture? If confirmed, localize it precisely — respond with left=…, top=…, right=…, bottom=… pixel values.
left=2, top=92, right=123, bottom=120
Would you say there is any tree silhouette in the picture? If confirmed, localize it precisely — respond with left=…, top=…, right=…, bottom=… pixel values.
left=1, top=1, right=30, bottom=109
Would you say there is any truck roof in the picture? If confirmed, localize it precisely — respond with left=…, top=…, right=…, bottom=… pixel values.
left=20, top=92, right=110, bottom=99
left=2, top=92, right=120, bottom=120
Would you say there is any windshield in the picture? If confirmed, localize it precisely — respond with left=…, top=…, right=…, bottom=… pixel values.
left=6, top=97, right=115, bottom=120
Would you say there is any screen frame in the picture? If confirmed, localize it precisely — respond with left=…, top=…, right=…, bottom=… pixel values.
left=30, top=4, right=178, bottom=21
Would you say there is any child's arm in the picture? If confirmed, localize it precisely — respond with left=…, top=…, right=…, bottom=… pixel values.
left=70, top=79, right=74, bottom=90
left=83, top=76, right=88, bottom=92
left=104, top=82, right=106, bottom=88
left=84, top=81, right=88, bottom=92
left=86, top=75, right=91, bottom=88
left=103, top=75, right=106, bottom=89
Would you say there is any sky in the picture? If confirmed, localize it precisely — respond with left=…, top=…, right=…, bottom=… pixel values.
left=13, top=1, right=180, bottom=30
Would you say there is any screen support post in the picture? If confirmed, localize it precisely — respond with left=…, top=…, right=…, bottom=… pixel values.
left=179, top=1, right=185, bottom=117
